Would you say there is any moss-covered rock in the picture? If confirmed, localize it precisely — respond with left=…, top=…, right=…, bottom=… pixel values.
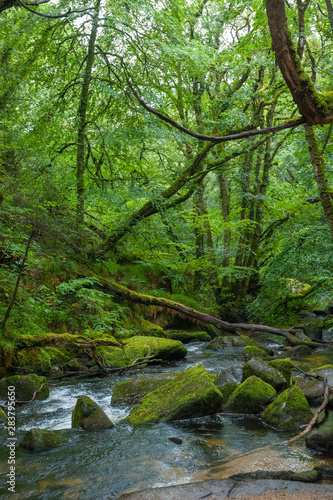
left=0, top=406, right=7, bottom=424
left=98, top=336, right=187, bottom=368
left=294, top=375, right=325, bottom=404
left=16, top=347, right=52, bottom=375
left=112, top=372, right=179, bottom=405
left=165, top=330, right=211, bottom=343
left=305, top=430, right=333, bottom=455
left=225, top=376, right=276, bottom=414
left=214, top=366, right=243, bottom=388
left=244, top=346, right=270, bottom=361
left=268, top=358, right=292, bottom=386
left=43, top=346, right=72, bottom=366
left=309, top=365, right=333, bottom=386
left=243, top=357, right=287, bottom=391
left=72, top=396, right=114, bottom=430
left=278, top=345, right=314, bottom=358
left=125, top=364, right=223, bottom=425
left=20, top=428, right=69, bottom=451
left=0, top=374, right=49, bottom=401
left=120, top=315, right=166, bottom=338
left=262, top=386, right=313, bottom=431
left=218, top=383, right=238, bottom=405
left=207, top=335, right=260, bottom=351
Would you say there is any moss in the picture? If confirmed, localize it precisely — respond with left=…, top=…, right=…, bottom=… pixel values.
left=42, top=346, right=71, bottom=366
left=20, top=428, right=69, bottom=451
left=262, top=386, right=313, bottom=431
left=310, top=364, right=333, bottom=371
left=131, top=317, right=166, bottom=337
left=72, top=395, right=114, bottom=430
left=218, top=383, right=238, bottom=405
left=165, top=330, right=211, bottom=343
left=268, top=358, right=292, bottom=386
left=225, top=376, right=276, bottom=414
left=0, top=374, right=49, bottom=401
left=243, top=357, right=287, bottom=391
left=208, top=335, right=260, bottom=351
left=0, top=407, right=7, bottom=424
left=125, top=364, right=223, bottom=425
left=111, top=372, right=179, bottom=405
left=16, top=347, right=52, bottom=375
left=244, top=346, right=270, bottom=360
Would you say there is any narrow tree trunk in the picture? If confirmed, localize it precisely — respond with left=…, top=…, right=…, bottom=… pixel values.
left=76, top=0, right=100, bottom=228
left=304, top=124, right=333, bottom=240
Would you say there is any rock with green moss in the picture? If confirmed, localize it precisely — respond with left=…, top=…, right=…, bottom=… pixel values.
left=243, top=357, right=287, bottom=391
left=218, top=383, right=238, bottom=405
left=244, top=346, right=270, bottom=361
left=165, top=331, right=211, bottom=343
left=112, top=372, right=179, bottom=405
left=262, top=386, right=313, bottom=431
left=278, top=345, right=314, bottom=358
left=43, top=346, right=72, bottom=366
left=0, top=407, right=7, bottom=424
left=225, top=376, right=276, bottom=414
left=16, top=347, right=52, bottom=375
left=305, top=430, right=333, bottom=455
left=294, top=375, right=325, bottom=404
left=214, top=366, right=243, bottom=388
left=72, top=396, right=114, bottom=430
left=309, top=365, right=333, bottom=386
left=120, top=315, right=166, bottom=338
left=20, top=428, right=69, bottom=451
left=207, top=335, right=261, bottom=351
left=268, top=358, right=292, bottom=386
left=125, top=364, right=223, bottom=425
left=98, top=336, right=187, bottom=368
left=0, top=374, right=49, bottom=401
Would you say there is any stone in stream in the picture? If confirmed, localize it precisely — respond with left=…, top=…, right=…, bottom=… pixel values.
left=0, top=374, right=49, bottom=401
left=164, top=330, right=211, bottom=343
left=242, top=357, right=287, bottom=391
left=305, top=430, right=333, bottom=455
left=243, top=345, right=271, bottom=361
left=261, top=386, right=313, bottom=431
left=124, top=364, right=223, bottom=425
left=97, top=336, right=187, bottom=368
left=293, top=375, right=326, bottom=405
left=207, top=335, right=261, bottom=350
left=72, top=396, right=114, bottom=430
left=111, top=372, right=180, bottom=405
left=224, top=375, right=276, bottom=414
left=20, top=428, right=69, bottom=451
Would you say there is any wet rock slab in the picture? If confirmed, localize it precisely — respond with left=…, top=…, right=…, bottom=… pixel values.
left=118, top=478, right=333, bottom=499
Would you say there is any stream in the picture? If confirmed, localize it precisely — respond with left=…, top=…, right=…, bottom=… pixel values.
left=1, top=335, right=333, bottom=499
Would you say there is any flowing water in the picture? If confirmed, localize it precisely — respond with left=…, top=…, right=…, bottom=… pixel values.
left=1, top=338, right=333, bottom=499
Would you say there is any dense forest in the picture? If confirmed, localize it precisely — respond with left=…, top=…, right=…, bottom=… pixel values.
left=1, top=0, right=333, bottom=346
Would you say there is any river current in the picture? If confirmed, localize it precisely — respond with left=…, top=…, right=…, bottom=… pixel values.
left=1, top=336, right=333, bottom=499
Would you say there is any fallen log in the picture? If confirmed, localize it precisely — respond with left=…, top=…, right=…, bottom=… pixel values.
left=82, top=271, right=322, bottom=348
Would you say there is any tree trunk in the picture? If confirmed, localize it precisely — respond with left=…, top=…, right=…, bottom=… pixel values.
left=304, top=124, right=333, bottom=240
left=76, top=0, right=100, bottom=227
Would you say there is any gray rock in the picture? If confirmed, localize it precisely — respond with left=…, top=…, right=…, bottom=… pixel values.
left=72, top=396, right=114, bottom=430
left=242, top=357, right=287, bottom=391
left=306, top=430, right=333, bottom=455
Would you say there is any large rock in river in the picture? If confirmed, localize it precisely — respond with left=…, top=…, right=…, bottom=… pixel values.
left=208, top=335, right=260, bottom=351
left=72, top=396, right=114, bottom=430
left=306, top=430, right=333, bottom=455
left=262, top=386, right=313, bottom=431
left=0, top=374, right=49, bottom=402
left=112, top=372, right=179, bottom=405
left=124, top=364, right=223, bottom=425
left=243, top=357, right=287, bottom=391
left=98, top=336, right=187, bottom=368
left=225, top=375, right=276, bottom=414
left=20, top=428, right=69, bottom=451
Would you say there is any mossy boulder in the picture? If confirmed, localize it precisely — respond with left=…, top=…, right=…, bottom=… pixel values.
left=268, top=358, right=292, bottom=386
left=309, top=365, right=333, bottom=386
left=112, top=372, right=179, bottom=405
left=72, top=396, right=114, bottom=430
left=243, top=357, right=287, bottom=391
left=225, top=376, right=276, bottom=414
left=43, top=346, right=72, bottom=366
left=294, top=376, right=325, bottom=404
left=120, top=315, right=166, bottom=338
left=16, top=347, right=52, bottom=375
left=278, top=345, right=314, bottom=358
left=0, top=407, right=7, bottom=424
left=20, top=428, right=69, bottom=451
left=244, top=346, right=270, bottom=361
left=165, top=330, right=211, bottom=343
left=98, top=336, right=187, bottom=368
left=305, top=430, right=333, bottom=455
left=0, top=374, right=49, bottom=402
left=207, top=335, right=260, bottom=351
left=214, top=366, right=243, bottom=388
left=262, top=386, right=313, bottom=431
left=125, top=364, right=223, bottom=425
left=218, top=383, right=238, bottom=405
